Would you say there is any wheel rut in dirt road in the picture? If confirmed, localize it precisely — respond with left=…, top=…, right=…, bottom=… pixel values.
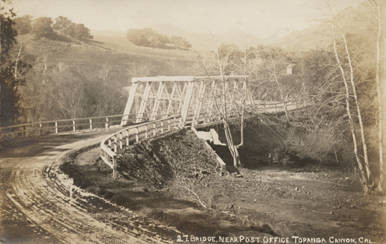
left=0, top=132, right=180, bottom=243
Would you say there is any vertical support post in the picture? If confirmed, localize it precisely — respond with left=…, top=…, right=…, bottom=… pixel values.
left=244, top=79, right=253, bottom=105
left=193, top=80, right=205, bottom=126
left=105, top=117, right=109, bottom=129
left=39, top=122, right=43, bottom=136
left=72, top=120, right=76, bottom=133
left=113, top=137, right=118, bottom=152
left=89, top=118, right=93, bottom=130
left=125, top=130, right=129, bottom=146
left=135, top=127, right=139, bottom=143
left=150, top=81, right=164, bottom=120
left=55, top=121, right=58, bottom=134
left=178, top=83, right=187, bottom=113
left=206, top=80, right=216, bottom=122
left=119, top=133, right=123, bottom=150
left=228, top=79, right=237, bottom=114
left=121, top=82, right=138, bottom=126
left=166, top=83, right=177, bottom=117
left=180, top=81, right=194, bottom=127
left=112, top=158, right=116, bottom=179
left=137, top=82, right=151, bottom=123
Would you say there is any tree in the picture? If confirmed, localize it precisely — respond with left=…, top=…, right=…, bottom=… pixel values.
left=201, top=45, right=247, bottom=169
left=71, top=23, right=93, bottom=40
left=52, top=16, right=73, bottom=35
left=0, top=0, right=29, bottom=126
left=53, top=16, right=93, bottom=41
left=367, top=0, right=385, bottom=192
left=170, top=36, right=191, bottom=50
left=14, top=15, right=32, bottom=35
left=31, top=17, right=55, bottom=39
left=126, top=28, right=191, bottom=50
left=328, top=2, right=378, bottom=192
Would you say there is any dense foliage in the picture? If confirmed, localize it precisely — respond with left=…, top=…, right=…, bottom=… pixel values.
left=0, top=1, right=30, bottom=126
left=126, top=28, right=191, bottom=50
left=14, top=15, right=93, bottom=41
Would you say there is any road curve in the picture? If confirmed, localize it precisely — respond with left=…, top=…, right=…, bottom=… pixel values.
left=0, top=131, right=180, bottom=244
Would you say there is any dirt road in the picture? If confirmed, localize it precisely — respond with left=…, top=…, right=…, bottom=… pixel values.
left=0, top=131, right=179, bottom=244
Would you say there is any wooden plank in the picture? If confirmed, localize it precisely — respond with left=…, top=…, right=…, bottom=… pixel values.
left=180, top=81, right=194, bottom=126
left=136, top=82, right=151, bottom=123
left=166, top=83, right=177, bottom=117
left=132, top=75, right=247, bottom=83
left=193, top=80, right=206, bottom=126
left=121, top=83, right=138, bottom=126
left=150, top=81, right=164, bottom=120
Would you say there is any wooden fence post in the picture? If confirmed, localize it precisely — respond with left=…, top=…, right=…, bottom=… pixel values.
left=72, top=120, right=76, bottom=133
left=124, top=130, right=129, bottom=146
left=112, top=157, right=116, bottom=179
left=135, top=128, right=139, bottom=143
left=89, top=118, right=93, bottom=130
left=55, top=121, right=58, bottom=134
left=105, top=117, right=109, bottom=129
left=113, top=137, right=118, bottom=152
left=119, top=133, right=123, bottom=150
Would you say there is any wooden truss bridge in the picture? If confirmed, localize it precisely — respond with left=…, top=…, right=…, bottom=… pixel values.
left=0, top=75, right=306, bottom=175
left=120, top=75, right=253, bottom=127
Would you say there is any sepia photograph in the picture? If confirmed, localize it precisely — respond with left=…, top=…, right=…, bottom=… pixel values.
left=0, top=0, right=385, bottom=243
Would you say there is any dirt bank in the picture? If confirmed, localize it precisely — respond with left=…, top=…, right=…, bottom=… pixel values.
left=62, top=126, right=386, bottom=243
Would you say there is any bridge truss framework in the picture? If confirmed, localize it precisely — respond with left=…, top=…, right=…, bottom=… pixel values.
left=121, top=75, right=253, bottom=127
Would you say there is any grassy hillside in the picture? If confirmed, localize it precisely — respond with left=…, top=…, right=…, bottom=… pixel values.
left=20, top=34, right=197, bottom=74
left=92, top=31, right=197, bottom=61
left=93, top=28, right=262, bottom=52
left=17, top=34, right=200, bottom=122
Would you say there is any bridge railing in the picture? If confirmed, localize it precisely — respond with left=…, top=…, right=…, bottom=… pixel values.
left=98, top=100, right=308, bottom=177
left=0, top=114, right=131, bottom=141
left=100, top=115, right=182, bottom=177
left=184, top=100, right=305, bottom=127
left=0, top=100, right=307, bottom=142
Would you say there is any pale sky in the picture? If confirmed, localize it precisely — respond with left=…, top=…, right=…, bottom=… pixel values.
left=12, top=0, right=362, bottom=39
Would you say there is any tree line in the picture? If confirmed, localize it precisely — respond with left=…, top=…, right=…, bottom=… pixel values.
left=126, top=28, right=191, bottom=50
left=197, top=0, right=384, bottom=193
left=15, top=15, right=93, bottom=41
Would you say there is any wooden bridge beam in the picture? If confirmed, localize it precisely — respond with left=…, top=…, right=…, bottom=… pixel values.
left=166, top=83, right=177, bottom=117
left=150, top=81, right=164, bottom=121
left=205, top=80, right=217, bottom=122
left=193, top=80, right=206, bottom=126
left=180, top=81, right=194, bottom=126
left=136, top=82, right=151, bottom=123
left=121, top=83, right=138, bottom=126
